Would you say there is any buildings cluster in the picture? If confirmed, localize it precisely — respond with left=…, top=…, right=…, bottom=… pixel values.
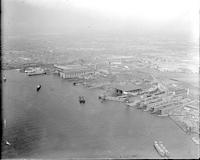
left=100, top=82, right=198, bottom=135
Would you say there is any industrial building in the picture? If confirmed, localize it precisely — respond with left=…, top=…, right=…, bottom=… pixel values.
left=54, top=65, right=95, bottom=79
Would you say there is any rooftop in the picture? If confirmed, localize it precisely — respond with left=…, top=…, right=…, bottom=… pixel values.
left=54, top=64, right=88, bottom=70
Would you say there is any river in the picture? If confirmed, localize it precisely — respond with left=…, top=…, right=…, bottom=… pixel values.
left=2, top=70, right=198, bottom=159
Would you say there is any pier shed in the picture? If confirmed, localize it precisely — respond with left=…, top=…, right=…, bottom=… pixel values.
left=54, top=65, right=95, bottom=79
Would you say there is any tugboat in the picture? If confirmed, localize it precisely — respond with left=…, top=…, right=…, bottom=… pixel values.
left=79, top=96, right=85, bottom=104
left=36, top=84, right=42, bottom=92
left=154, top=141, right=169, bottom=158
left=73, top=82, right=77, bottom=86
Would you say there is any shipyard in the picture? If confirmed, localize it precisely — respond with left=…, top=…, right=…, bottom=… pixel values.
left=2, top=69, right=199, bottom=159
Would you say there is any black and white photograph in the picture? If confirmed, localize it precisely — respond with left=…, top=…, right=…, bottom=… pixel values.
left=1, top=0, right=199, bottom=159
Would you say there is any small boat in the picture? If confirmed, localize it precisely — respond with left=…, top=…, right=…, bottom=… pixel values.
left=4, top=119, right=6, bottom=128
left=73, top=82, right=79, bottom=86
left=36, top=85, right=42, bottom=91
left=3, top=76, right=6, bottom=82
left=192, top=137, right=200, bottom=145
left=98, top=95, right=106, bottom=102
left=5, top=140, right=11, bottom=146
left=79, top=96, right=85, bottom=104
left=154, top=141, right=169, bottom=157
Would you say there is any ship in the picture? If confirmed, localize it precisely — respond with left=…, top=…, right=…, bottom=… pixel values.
left=36, top=84, right=42, bottom=91
left=154, top=141, right=169, bottom=157
left=79, top=96, right=86, bottom=104
left=3, top=75, right=6, bottom=82
left=28, top=71, right=46, bottom=76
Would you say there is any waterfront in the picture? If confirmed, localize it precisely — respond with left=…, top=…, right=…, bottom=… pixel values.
left=2, top=70, right=198, bottom=159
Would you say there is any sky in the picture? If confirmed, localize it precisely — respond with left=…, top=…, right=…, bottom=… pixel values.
left=2, top=0, right=199, bottom=40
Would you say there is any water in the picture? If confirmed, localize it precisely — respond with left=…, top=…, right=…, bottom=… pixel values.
left=2, top=70, right=198, bottom=158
